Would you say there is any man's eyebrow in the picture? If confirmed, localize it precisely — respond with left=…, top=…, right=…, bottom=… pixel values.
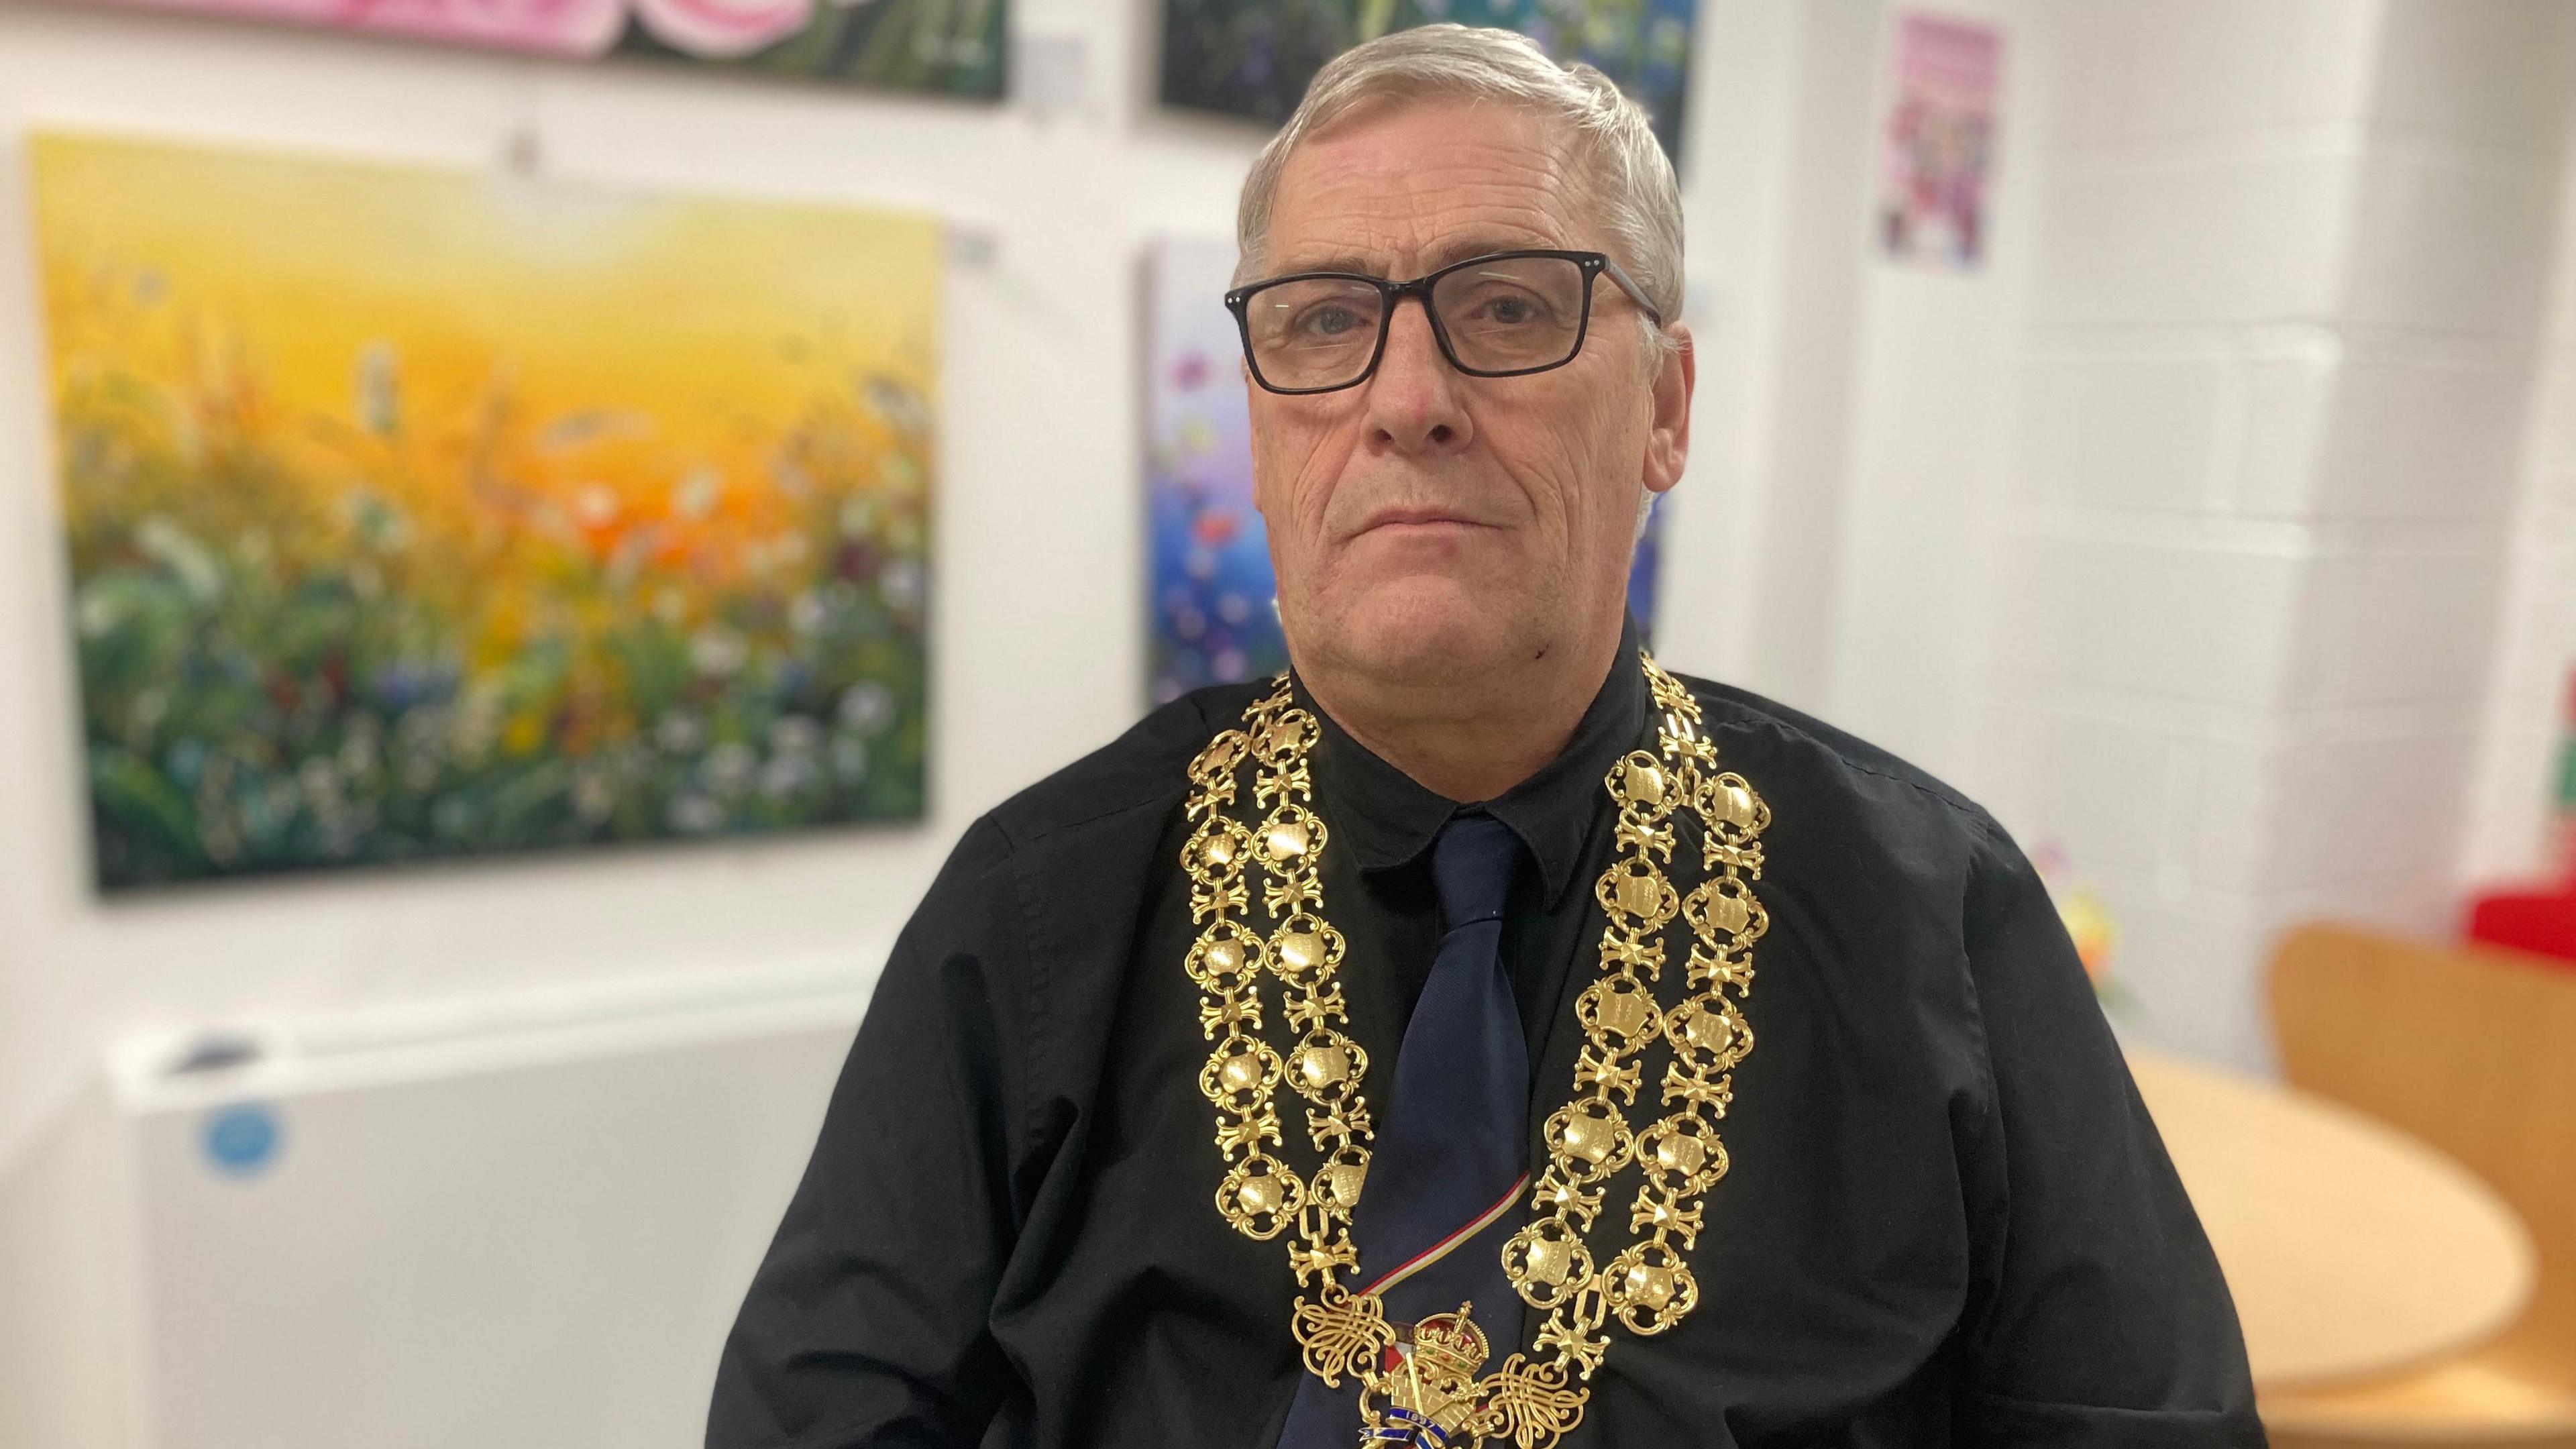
left=1421, top=235, right=1563, bottom=271
left=1264, top=252, right=1384, bottom=278
left=1265, top=235, right=1568, bottom=279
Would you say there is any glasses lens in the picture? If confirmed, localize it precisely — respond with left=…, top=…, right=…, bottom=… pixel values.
left=1431, top=255, right=1588, bottom=373
left=1240, top=276, right=1385, bottom=390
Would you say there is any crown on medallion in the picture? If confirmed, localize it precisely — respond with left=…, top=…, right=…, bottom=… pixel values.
left=1406, top=1305, right=1492, bottom=1381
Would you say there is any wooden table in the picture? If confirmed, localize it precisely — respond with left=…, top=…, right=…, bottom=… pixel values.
left=2127, top=1048, right=2537, bottom=1389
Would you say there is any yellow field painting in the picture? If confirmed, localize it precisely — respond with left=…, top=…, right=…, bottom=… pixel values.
left=30, top=131, right=939, bottom=889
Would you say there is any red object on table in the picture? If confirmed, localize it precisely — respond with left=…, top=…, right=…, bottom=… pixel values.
left=2465, top=888, right=2576, bottom=969
left=2469, top=670, right=2576, bottom=969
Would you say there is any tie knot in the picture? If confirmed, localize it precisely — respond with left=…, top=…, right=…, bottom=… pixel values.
left=1432, top=812, right=1519, bottom=933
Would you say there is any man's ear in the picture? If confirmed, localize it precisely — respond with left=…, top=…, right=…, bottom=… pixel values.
left=1644, top=321, right=1694, bottom=496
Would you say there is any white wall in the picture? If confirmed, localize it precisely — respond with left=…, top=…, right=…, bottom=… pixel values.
left=1981, top=0, right=2575, bottom=1069
left=2466, top=111, right=2576, bottom=886
left=1666, top=0, right=2039, bottom=793
left=0, top=1083, right=146, bottom=1449
left=1697, top=0, right=1880, bottom=711
left=1686, top=0, right=2576, bottom=1075
left=1821, top=0, right=2032, bottom=790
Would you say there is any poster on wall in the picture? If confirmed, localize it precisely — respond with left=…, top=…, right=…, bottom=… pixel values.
left=73, top=0, right=1005, bottom=98
left=1159, top=1, right=1697, bottom=161
left=1878, top=11, right=2000, bottom=269
left=1142, top=235, right=1670, bottom=708
left=31, top=131, right=939, bottom=890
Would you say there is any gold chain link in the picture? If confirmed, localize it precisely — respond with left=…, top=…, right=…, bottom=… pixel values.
left=1179, top=652, right=1770, bottom=1449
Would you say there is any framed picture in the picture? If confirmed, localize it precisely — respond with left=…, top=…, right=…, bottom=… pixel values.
left=1879, top=11, right=2001, bottom=269
left=72, top=0, right=1006, bottom=98
left=1145, top=237, right=1286, bottom=704
left=32, top=132, right=941, bottom=888
left=1159, top=0, right=1697, bottom=161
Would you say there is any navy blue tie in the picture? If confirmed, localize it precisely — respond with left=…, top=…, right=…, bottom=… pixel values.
left=1277, top=812, right=1529, bottom=1448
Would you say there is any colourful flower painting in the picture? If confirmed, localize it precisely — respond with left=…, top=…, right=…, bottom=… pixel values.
left=1143, top=235, right=1670, bottom=706
left=30, top=132, right=940, bottom=890
left=1159, top=0, right=1698, bottom=161
left=1147, top=237, right=1285, bottom=704
left=73, top=0, right=1005, bottom=98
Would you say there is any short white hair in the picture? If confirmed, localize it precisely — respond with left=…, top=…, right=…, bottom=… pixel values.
left=1234, top=23, right=1684, bottom=358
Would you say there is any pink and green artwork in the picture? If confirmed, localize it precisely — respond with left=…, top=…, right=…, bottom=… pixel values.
left=77, top=0, right=1005, bottom=97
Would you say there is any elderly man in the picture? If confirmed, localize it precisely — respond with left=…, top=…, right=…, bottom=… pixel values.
left=707, top=24, right=2261, bottom=1449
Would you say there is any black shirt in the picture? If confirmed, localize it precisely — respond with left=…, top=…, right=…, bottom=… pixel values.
left=706, top=633, right=2264, bottom=1448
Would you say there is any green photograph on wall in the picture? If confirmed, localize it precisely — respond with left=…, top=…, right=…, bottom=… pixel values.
left=1159, top=0, right=1697, bottom=160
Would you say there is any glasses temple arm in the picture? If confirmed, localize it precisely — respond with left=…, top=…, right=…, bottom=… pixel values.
left=1599, top=257, right=1665, bottom=328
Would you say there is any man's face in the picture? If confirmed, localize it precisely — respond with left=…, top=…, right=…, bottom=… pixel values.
left=1247, top=97, right=1690, bottom=698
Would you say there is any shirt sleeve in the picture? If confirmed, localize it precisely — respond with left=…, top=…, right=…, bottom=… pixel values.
left=706, top=818, right=1030, bottom=1449
left=1953, top=816, right=2268, bottom=1448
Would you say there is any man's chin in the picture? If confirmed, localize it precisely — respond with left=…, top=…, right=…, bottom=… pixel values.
left=1307, top=586, right=1526, bottom=692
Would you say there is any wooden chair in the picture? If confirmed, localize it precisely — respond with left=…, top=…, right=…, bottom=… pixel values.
left=2261, top=924, right=2576, bottom=1448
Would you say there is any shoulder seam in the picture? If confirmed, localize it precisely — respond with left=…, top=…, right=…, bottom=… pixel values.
left=981, top=690, right=1224, bottom=853
left=990, top=788, right=1186, bottom=853
left=991, top=812, right=1048, bottom=1232
left=1689, top=682, right=1990, bottom=827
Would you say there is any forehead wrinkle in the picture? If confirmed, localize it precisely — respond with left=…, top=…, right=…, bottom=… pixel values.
left=1262, top=101, right=1601, bottom=276
left=1267, top=193, right=1575, bottom=276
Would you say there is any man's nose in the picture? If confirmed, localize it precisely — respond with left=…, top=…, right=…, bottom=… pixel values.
left=1361, top=295, right=1474, bottom=455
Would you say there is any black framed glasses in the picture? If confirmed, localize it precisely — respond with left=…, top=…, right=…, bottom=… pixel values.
left=1224, top=248, right=1664, bottom=395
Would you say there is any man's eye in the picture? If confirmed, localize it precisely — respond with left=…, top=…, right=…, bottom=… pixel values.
left=1474, top=293, right=1542, bottom=325
left=1300, top=307, right=1365, bottom=337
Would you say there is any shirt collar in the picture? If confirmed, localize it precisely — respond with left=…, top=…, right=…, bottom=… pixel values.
left=1293, top=614, right=1648, bottom=905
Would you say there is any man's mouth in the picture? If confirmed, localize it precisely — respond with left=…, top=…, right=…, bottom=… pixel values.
left=1357, top=506, right=1483, bottom=535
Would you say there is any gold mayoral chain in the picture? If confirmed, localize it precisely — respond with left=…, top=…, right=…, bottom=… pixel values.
left=1179, top=651, right=1772, bottom=1449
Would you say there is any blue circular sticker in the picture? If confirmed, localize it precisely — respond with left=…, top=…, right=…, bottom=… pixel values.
left=203, top=1102, right=281, bottom=1178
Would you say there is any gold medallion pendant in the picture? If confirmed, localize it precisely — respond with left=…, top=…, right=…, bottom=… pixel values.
left=1362, top=1307, right=1489, bottom=1442
left=1180, top=653, right=1772, bottom=1449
